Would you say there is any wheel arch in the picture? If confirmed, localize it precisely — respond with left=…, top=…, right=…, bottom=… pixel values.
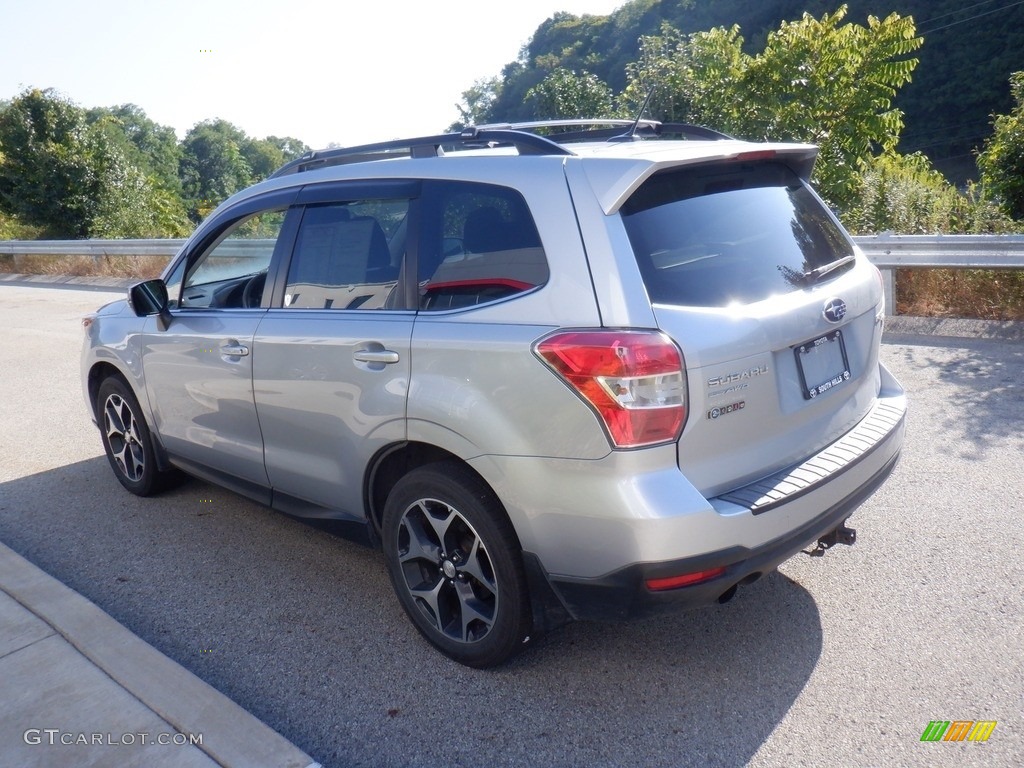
left=365, top=441, right=519, bottom=550
left=89, top=361, right=173, bottom=472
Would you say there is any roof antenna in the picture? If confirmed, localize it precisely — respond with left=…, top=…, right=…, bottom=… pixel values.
left=613, top=86, right=657, bottom=142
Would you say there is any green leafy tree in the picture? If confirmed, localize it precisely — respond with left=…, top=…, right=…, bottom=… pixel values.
left=978, top=71, right=1024, bottom=220
left=0, top=88, right=183, bottom=238
left=621, top=6, right=921, bottom=209
left=241, top=135, right=309, bottom=180
left=0, top=88, right=96, bottom=236
left=525, top=68, right=615, bottom=119
left=86, top=104, right=183, bottom=196
left=844, top=151, right=1013, bottom=235
left=452, top=76, right=502, bottom=129
left=179, top=119, right=253, bottom=221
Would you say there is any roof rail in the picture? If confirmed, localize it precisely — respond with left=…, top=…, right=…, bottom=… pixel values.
left=478, top=119, right=733, bottom=143
left=269, top=128, right=573, bottom=178
left=269, top=119, right=732, bottom=178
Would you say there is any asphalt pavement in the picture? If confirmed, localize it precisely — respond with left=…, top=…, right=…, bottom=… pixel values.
left=0, top=277, right=1021, bottom=767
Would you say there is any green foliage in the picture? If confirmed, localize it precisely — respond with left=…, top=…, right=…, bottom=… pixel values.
left=0, top=88, right=185, bottom=238
left=179, top=119, right=254, bottom=221
left=477, top=0, right=1024, bottom=182
left=452, top=77, right=502, bottom=129
left=622, top=23, right=746, bottom=124
left=0, top=90, right=302, bottom=238
left=242, top=135, right=309, bottom=180
left=525, top=69, right=615, bottom=120
left=86, top=104, right=183, bottom=196
left=621, top=6, right=922, bottom=210
left=978, top=72, right=1024, bottom=220
left=844, top=152, right=1015, bottom=235
left=0, top=88, right=98, bottom=237
left=0, top=210, right=44, bottom=240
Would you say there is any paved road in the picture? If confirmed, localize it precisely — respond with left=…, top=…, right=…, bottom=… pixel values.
left=0, top=283, right=1021, bottom=768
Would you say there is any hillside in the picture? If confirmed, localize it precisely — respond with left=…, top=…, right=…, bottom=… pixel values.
left=484, top=0, right=1024, bottom=181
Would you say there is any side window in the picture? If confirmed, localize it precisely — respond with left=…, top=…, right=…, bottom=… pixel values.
left=282, top=199, right=408, bottom=310
left=418, top=181, right=549, bottom=311
left=178, top=209, right=287, bottom=309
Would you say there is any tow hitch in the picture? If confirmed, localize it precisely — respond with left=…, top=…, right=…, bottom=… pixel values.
left=805, top=521, right=857, bottom=557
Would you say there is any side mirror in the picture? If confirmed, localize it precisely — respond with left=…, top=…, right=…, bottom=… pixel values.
left=128, top=279, right=172, bottom=331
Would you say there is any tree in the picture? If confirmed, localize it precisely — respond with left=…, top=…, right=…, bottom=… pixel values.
left=525, top=69, right=615, bottom=120
left=452, top=77, right=502, bottom=129
left=0, top=88, right=183, bottom=238
left=620, top=6, right=922, bottom=209
left=85, top=105, right=190, bottom=236
left=844, top=151, right=1013, bottom=235
left=978, top=72, right=1024, bottom=220
left=179, top=119, right=253, bottom=221
left=0, top=88, right=96, bottom=236
left=86, top=104, right=183, bottom=196
left=241, top=135, right=309, bottom=180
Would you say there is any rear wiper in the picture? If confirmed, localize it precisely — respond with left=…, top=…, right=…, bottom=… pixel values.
left=802, top=254, right=855, bottom=285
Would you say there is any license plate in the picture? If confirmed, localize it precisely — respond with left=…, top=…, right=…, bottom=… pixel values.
left=794, top=330, right=851, bottom=400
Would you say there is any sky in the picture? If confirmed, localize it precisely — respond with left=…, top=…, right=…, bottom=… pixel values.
left=1, top=0, right=624, bottom=149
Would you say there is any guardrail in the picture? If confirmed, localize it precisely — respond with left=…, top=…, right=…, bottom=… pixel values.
left=854, top=233, right=1024, bottom=311
left=3, top=233, right=1024, bottom=313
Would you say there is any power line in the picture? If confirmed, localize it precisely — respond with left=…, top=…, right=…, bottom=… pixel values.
left=918, top=0, right=1024, bottom=35
left=902, top=120, right=992, bottom=142
left=917, top=0, right=1004, bottom=27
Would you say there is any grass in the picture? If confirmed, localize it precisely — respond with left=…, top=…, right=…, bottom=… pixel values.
left=896, top=268, right=1024, bottom=321
left=1, top=254, right=1022, bottom=320
left=0, top=253, right=171, bottom=280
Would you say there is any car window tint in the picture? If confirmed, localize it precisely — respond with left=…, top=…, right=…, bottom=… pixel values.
left=282, top=199, right=407, bottom=310
left=621, top=162, right=855, bottom=308
left=418, top=181, right=548, bottom=311
left=179, top=209, right=286, bottom=309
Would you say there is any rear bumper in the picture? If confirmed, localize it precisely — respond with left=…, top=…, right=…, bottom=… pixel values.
left=529, top=385, right=906, bottom=622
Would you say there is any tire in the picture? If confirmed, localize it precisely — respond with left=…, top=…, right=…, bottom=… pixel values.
left=96, top=377, right=176, bottom=496
left=382, top=462, right=532, bottom=668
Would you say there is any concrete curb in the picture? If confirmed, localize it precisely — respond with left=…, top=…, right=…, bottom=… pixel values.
left=0, top=543, right=320, bottom=768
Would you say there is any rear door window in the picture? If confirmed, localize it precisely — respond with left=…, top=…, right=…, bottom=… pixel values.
left=417, top=181, right=549, bottom=311
left=621, top=162, right=855, bottom=307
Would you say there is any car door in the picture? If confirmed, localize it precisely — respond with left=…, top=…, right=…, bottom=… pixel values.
left=143, top=190, right=300, bottom=496
left=253, top=181, right=417, bottom=520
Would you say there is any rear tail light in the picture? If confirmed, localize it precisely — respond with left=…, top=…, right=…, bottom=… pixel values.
left=534, top=330, right=687, bottom=448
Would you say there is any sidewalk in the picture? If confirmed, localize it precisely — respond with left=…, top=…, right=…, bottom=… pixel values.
left=0, top=542, right=321, bottom=768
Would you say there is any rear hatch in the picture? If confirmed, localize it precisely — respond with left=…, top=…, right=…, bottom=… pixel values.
left=619, top=157, right=884, bottom=497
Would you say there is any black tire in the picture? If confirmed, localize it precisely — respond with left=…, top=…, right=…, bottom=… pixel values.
left=96, top=377, right=176, bottom=496
left=382, top=462, right=532, bottom=668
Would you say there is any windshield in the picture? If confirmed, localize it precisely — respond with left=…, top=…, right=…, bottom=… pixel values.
left=621, top=162, right=855, bottom=307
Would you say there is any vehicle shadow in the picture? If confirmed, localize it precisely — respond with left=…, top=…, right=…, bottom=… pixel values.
left=0, top=459, right=823, bottom=768
left=883, top=335, right=1024, bottom=459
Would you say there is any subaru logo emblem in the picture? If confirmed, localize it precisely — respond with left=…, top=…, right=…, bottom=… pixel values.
left=823, top=298, right=847, bottom=323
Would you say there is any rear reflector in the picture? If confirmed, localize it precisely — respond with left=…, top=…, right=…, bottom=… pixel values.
left=646, top=567, right=726, bottom=592
left=534, top=330, right=687, bottom=448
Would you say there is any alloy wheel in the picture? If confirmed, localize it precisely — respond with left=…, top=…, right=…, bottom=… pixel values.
left=396, top=498, right=498, bottom=644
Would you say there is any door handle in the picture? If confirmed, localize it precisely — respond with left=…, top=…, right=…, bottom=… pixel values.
left=353, top=348, right=400, bottom=365
left=220, top=342, right=250, bottom=357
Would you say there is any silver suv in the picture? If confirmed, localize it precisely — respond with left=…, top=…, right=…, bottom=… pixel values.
left=82, top=120, right=906, bottom=667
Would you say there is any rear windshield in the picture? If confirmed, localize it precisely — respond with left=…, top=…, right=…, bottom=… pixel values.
left=621, top=162, right=855, bottom=307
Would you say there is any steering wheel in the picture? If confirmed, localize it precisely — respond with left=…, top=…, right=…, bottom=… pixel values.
left=242, top=271, right=267, bottom=308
